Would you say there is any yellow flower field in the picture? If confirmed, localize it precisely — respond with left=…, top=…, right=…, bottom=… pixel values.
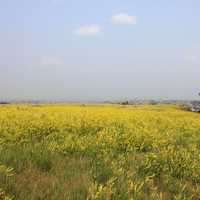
left=1, top=104, right=200, bottom=199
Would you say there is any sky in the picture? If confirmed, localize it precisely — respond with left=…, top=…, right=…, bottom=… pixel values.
left=0, top=0, right=200, bottom=101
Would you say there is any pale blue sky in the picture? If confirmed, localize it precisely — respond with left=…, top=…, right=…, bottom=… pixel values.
left=0, top=0, right=200, bottom=101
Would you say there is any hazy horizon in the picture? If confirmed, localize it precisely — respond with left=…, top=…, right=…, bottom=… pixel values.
left=0, top=0, right=200, bottom=101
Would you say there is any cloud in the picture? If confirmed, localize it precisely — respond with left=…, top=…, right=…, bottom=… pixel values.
left=185, top=46, right=200, bottom=65
left=50, top=0, right=63, bottom=4
left=39, top=56, right=64, bottom=67
left=74, top=25, right=102, bottom=36
left=111, top=13, right=137, bottom=25
left=186, top=55, right=200, bottom=65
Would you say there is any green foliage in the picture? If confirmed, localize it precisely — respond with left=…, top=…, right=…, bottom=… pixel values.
left=0, top=164, right=13, bottom=200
